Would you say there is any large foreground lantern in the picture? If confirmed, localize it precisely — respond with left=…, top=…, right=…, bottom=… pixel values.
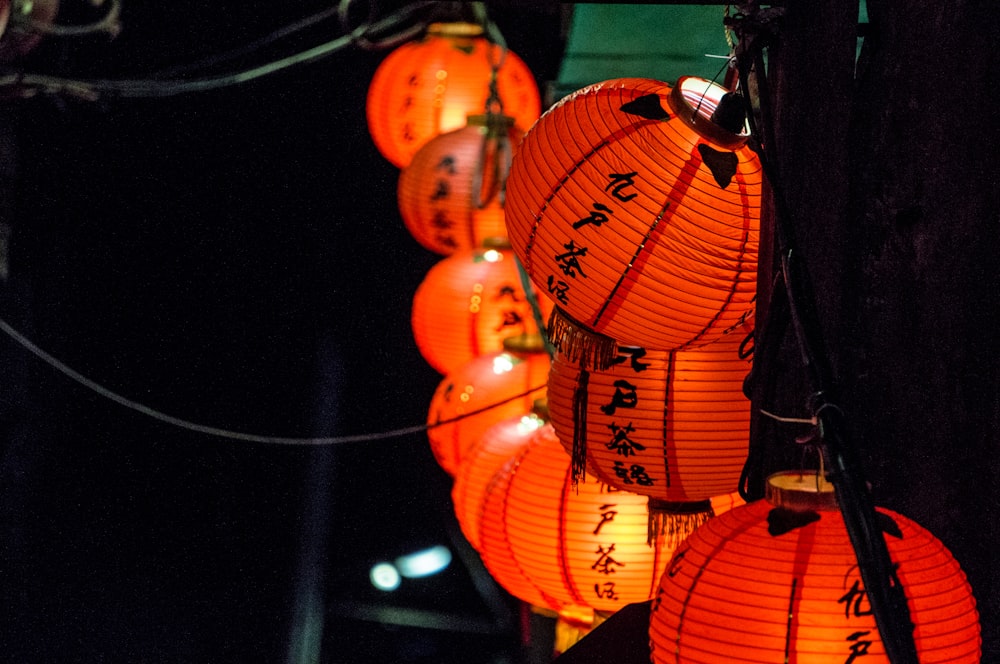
left=411, top=240, right=553, bottom=375
left=505, top=76, right=762, bottom=364
left=398, top=114, right=523, bottom=254
left=547, top=335, right=751, bottom=537
left=650, top=471, right=981, bottom=663
left=366, top=21, right=541, bottom=168
left=427, top=335, right=550, bottom=476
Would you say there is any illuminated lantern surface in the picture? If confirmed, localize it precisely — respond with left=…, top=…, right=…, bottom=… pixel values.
left=505, top=76, right=762, bottom=361
left=427, top=335, right=550, bottom=476
left=0, top=0, right=57, bottom=61
left=411, top=242, right=553, bottom=375
left=399, top=115, right=523, bottom=255
left=480, top=423, right=677, bottom=614
left=451, top=407, right=546, bottom=551
left=366, top=22, right=541, bottom=168
left=547, top=336, right=750, bottom=504
left=650, top=472, right=981, bottom=663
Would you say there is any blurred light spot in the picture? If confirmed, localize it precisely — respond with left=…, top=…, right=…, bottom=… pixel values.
left=370, top=563, right=401, bottom=591
left=492, top=353, right=515, bottom=374
left=396, top=546, right=452, bottom=579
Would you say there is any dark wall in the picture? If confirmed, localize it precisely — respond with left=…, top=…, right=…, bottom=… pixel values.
left=0, top=3, right=565, bottom=662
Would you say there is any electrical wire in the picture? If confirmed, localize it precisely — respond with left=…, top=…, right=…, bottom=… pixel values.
left=0, top=315, right=546, bottom=446
left=0, top=1, right=437, bottom=99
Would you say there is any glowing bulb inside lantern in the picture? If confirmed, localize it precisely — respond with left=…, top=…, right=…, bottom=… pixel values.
left=482, top=249, right=502, bottom=263
left=492, top=353, right=515, bottom=375
left=516, top=413, right=545, bottom=436
left=370, top=563, right=401, bottom=591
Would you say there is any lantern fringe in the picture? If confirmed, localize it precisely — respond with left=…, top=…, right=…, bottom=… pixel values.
left=570, top=366, right=590, bottom=486
left=647, top=499, right=715, bottom=547
left=547, top=308, right=618, bottom=371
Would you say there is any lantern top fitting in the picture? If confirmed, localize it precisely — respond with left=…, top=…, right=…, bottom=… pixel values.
left=426, top=21, right=485, bottom=39
left=669, top=76, right=750, bottom=151
left=766, top=470, right=838, bottom=512
left=500, top=333, right=548, bottom=354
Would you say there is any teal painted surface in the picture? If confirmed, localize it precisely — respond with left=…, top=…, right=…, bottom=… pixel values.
left=556, top=4, right=732, bottom=92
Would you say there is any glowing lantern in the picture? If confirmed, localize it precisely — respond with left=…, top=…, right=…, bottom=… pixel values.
left=398, top=114, right=523, bottom=255
left=480, top=424, right=685, bottom=615
left=411, top=240, right=553, bottom=375
left=451, top=405, right=546, bottom=550
left=505, top=76, right=762, bottom=364
left=366, top=22, right=541, bottom=168
left=650, top=471, right=981, bottom=663
left=0, top=0, right=57, bottom=62
left=547, top=336, right=751, bottom=535
left=427, top=335, right=550, bottom=476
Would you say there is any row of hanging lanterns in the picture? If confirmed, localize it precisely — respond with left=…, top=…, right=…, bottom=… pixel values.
left=362, top=9, right=981, bottom=662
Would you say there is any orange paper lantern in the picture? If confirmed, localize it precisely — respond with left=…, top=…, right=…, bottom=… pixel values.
left=505, top=76, right=762, bottom=361
left=366, top=22, right=541, bottom=168
left=427, top=335, right=550, bottom=476
left=650, top=472, right=981, bottom=663
left=411, top=241, right=553, bottom=375
left=451, top=406, right=546, bottom=551
left=547, top=337, right=751, bottom=506
left=398, top=115, right=523, bottom=254
left=479, top=423, right=678, bottom=615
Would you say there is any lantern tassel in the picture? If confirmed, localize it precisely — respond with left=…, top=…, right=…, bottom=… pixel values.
left=547, top=307, right=617, bottom=371
left=570, top=366, right=590, bottom=486
left=647, top=499, right=714, bottom=547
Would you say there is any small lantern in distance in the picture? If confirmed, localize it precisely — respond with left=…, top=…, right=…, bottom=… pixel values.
left=398, top=114, right=522, bottom=255
left=427, top=334, right=550, bottom=477
left=411, top=240, right=553, bottom=375
left=366, top=21, right=540, bottom=168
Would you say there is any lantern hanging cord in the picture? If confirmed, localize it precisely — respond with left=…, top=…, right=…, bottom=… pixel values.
left=729, top=5, right=919, bottom=663
left=17, top=0, right=122, bottom=37
left=0, top=315, right=545, bottom=446
left=0, top=2, right=438, bottom=99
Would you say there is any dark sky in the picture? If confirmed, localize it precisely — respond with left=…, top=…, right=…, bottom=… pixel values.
left=0, top=2, right=565, bottom=662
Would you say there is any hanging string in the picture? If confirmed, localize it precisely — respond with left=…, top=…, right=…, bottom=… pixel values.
left=0, top=2, right=438, bottom=99
left=0, top=315, right=545, bottom=446
left=728, top=5, right=919, bottom=662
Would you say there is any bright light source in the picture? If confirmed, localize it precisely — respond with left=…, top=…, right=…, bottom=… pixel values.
left=395, top=545, right=452, bottom=579
left=370, top=562, right=401, bottom=591
left=492, top=353, right=515, bottom=375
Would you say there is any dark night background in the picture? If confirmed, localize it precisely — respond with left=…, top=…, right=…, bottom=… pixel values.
left=0, top=2, right=566, bottom=662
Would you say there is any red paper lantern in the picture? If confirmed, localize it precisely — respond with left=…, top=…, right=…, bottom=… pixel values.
left=479, top=423, right=681, bottom=614
left=547, top=336, right=751, bottom=508
left=398, top=115, right=523, bottom=255
left=411, top=241, right=553, bottom=375
left=451, top=406, right=547, bottom=551
left=427, top=335, right=550, bottom=476
left=366, top=22, right=541, bottom=168
left=0, top=0, right=56, bottom=62
left=650, top=472, right=981, bottom=663
left=505, top=76, right=762, bottom=362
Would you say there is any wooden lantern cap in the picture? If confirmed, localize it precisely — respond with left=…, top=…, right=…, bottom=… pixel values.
left=427, top=21, right=484, bottom=38
left=766, top=471, right=838, bottom=512
left=531, top=398, right=549, bottom=421
left=668, top=76, right=750, bottom=151
left=481, top=236, right=512, bottom=250
left=502, top=332, right=548, bottom=354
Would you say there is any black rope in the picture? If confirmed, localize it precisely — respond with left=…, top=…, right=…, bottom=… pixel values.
left=729, top=5, right=919, bottom=663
